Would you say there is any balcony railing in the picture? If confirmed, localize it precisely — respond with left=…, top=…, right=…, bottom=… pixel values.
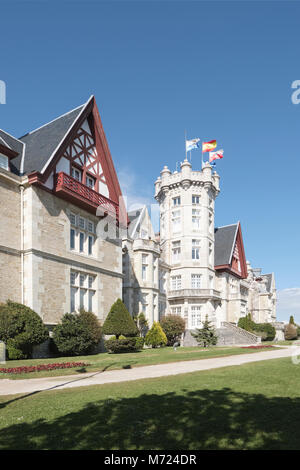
left=168, top=288, right=221, bottom=299
left=55, top=172, right=119, bottom=219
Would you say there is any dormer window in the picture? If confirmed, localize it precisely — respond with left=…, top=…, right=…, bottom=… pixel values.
left=72, top=167, right=82, bottom=182
left=0, top=154, right=9, bottom=171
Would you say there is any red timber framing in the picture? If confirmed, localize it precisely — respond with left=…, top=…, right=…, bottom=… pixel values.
left=215, top=222, right=248, bottom=279
left=27, top=96, right=128, bottom=227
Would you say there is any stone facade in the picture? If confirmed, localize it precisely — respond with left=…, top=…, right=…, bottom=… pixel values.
left=123, top=159, right=276, bottom=329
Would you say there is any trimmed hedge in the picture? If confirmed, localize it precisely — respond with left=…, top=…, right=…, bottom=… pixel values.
left=105, top=337, right=144, bottom=353
left=103, top=299, right=138, bottom=339
left=145, top=322, right=167, bottom=348
left=0, top=301, right=49, bottom=359
left=284, top=323, right=298, bottom=341
left=52, top=310, right=102, bottom=356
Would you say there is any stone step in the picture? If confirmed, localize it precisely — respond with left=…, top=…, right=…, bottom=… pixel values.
left=182, top=324, right=260, bottom=347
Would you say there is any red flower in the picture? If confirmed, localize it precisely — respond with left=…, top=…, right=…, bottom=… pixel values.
left=0, top=362, right=90, bottom=374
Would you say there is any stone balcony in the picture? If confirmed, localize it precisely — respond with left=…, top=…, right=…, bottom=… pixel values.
left=168, top=288, right=221, bottom=300
left=133, top=238, right=160, bottom=254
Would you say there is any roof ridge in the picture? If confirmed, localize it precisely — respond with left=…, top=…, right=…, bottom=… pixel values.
left=19, top=102, right=88, bottom=139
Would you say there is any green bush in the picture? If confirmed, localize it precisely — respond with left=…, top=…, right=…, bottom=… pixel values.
left=252, top=323, right=276, bottom=341
left=238, top=314, right=276, bottom=342
left=160, top=314, right=186, bottom=346
left=145, top=322, right=167, bottom=348
left=135, top=312, right=149, bottom=337
left=284, top=323, right=298, bottom=341
left=52, top=310, right=102, bottom=356
left=289, top=316, right=295, bottom=325
left=0, top=301, right=49, bottom=359
left=103, top=299, right=138, bottom=339
left=105, top=337, right=144, bottom=353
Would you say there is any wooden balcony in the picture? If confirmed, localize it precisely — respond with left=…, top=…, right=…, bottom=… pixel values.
left=55, top=172, right=119, bottom=219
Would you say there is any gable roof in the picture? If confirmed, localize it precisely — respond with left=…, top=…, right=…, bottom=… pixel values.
left=214, top=222, right=248, bottom=278
left=214, top=223, right=239, bottom=266
left=19, top=103, right=86, bottom=175
left=0, top=130, right=25, bottom=175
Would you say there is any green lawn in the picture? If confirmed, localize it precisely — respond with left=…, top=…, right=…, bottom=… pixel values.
left=0, top=357, right=299, bottom=450
left=0, top=344, right=278, bottom=379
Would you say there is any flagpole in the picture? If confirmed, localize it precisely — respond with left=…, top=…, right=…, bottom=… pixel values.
left=185, top=130, right=187, bottom=160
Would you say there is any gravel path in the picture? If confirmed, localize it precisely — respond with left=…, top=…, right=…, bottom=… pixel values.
left=0, top=347, right=296, bottom=396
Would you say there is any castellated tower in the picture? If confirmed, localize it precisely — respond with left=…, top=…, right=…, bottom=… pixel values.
left=155, top=159, right=221, bottom=329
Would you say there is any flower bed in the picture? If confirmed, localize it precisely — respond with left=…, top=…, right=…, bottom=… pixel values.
left=241, top=345, right=274, bottom=349
left=0, top=362, right=90, bottom=374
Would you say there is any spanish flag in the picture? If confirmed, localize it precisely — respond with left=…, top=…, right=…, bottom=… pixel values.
left=202, top=140, right=217, bottom=153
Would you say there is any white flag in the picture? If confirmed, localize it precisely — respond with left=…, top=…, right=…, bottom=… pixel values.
left=186, top=138, right=200, bottom=152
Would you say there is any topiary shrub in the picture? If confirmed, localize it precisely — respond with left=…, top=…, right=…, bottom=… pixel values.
left=0, top=301, right=49, bottom=359
left=52, top=310, right=102, bottom=356
left=145, top=322, right=167, bottom=348
left=102, top=299, right=138, bottom=339
left=160, top=314, right=186, bottom=346
left=105, top=337, right=144, bottom=353
left=284, top=323, right=298, bottom=341
left=238, top=313, right=256, bottom=332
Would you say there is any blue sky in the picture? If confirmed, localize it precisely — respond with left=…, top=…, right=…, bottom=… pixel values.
left=1, top=0, right=299, bottom=321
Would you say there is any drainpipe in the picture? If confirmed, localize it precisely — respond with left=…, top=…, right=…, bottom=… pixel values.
left=20, top=184, right=24, bottom=304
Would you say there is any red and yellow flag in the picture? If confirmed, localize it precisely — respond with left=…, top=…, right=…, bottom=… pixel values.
left=202, top=140, right=217, bottom=153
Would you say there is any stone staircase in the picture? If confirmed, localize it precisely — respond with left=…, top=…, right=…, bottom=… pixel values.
left=182, top=321, right=261, bottom=347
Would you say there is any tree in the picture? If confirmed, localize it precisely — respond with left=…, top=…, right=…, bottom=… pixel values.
left=160, top=314, right=186, bottom=346
left=102, top=299, right=138, bottom=339
left=136, top=312, right=149, bottom=337
left=284, top=322, right=298, bottom=341
left=191, top=315, right=218, bottom=348
left=0, top=300, right=49, bottom=359
left=289, top=316, right=295, bottom=325
left=145, top=322, right=167, bottom=348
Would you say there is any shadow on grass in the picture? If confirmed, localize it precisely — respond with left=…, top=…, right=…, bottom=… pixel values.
left=1, top=387, right=300, bottom=450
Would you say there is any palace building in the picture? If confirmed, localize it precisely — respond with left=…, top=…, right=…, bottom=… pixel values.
left=0, top=96, right=125, bottom=326
left=0, top=96, right=276, bottom=341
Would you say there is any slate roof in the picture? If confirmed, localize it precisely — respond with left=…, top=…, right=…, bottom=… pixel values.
left=0, top=130, right=25, bottom=175
left=18, top=104, right=85, bottom=175
left=0, top=101, right=89, bottom=176
left=214, top=223, right=239, bottom=266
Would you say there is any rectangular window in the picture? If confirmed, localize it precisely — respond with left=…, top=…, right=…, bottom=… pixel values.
left=70, top=213, right=76, bottom=226
left=80, top=289, right=86, bottom=309
left=86, top=175, right=95, bottom=189
left=72, top=167, right=82, bottom=182
left=71, top=287, right=77, bottom=312
left=87, top=221, right=94, bottom=233
left=142, top=265, right=147, bottom=281
left=192, top=239, right=200, bottom=260
left=88, top=290, right=95, bottom=312
left=88, top=235, right=94, bottom=255
left=71, top=270, right=96, bottom=313
left=191, top=306, right=202, bottom=327
left=172, top=241, right=181, bottom=263
left=79, top=217, right=85, bottom=230
left=171, top=306, right=181, bottom=315
left=209, top=242, right=213, bottom=266
left=171, top=275, right=181, bottom=290
left=191, top=274, right=201, bottom=289
left=173, top=196, right=181, bottom=206
left=192, top=195, right=200, bottom=205
left=172, top=210, right=181, bottom=233
left=79, top=232, right=85, bottom=253
left=70, top=228, right=75, bottom=250
left=192, top=209, right=201, bottom=230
